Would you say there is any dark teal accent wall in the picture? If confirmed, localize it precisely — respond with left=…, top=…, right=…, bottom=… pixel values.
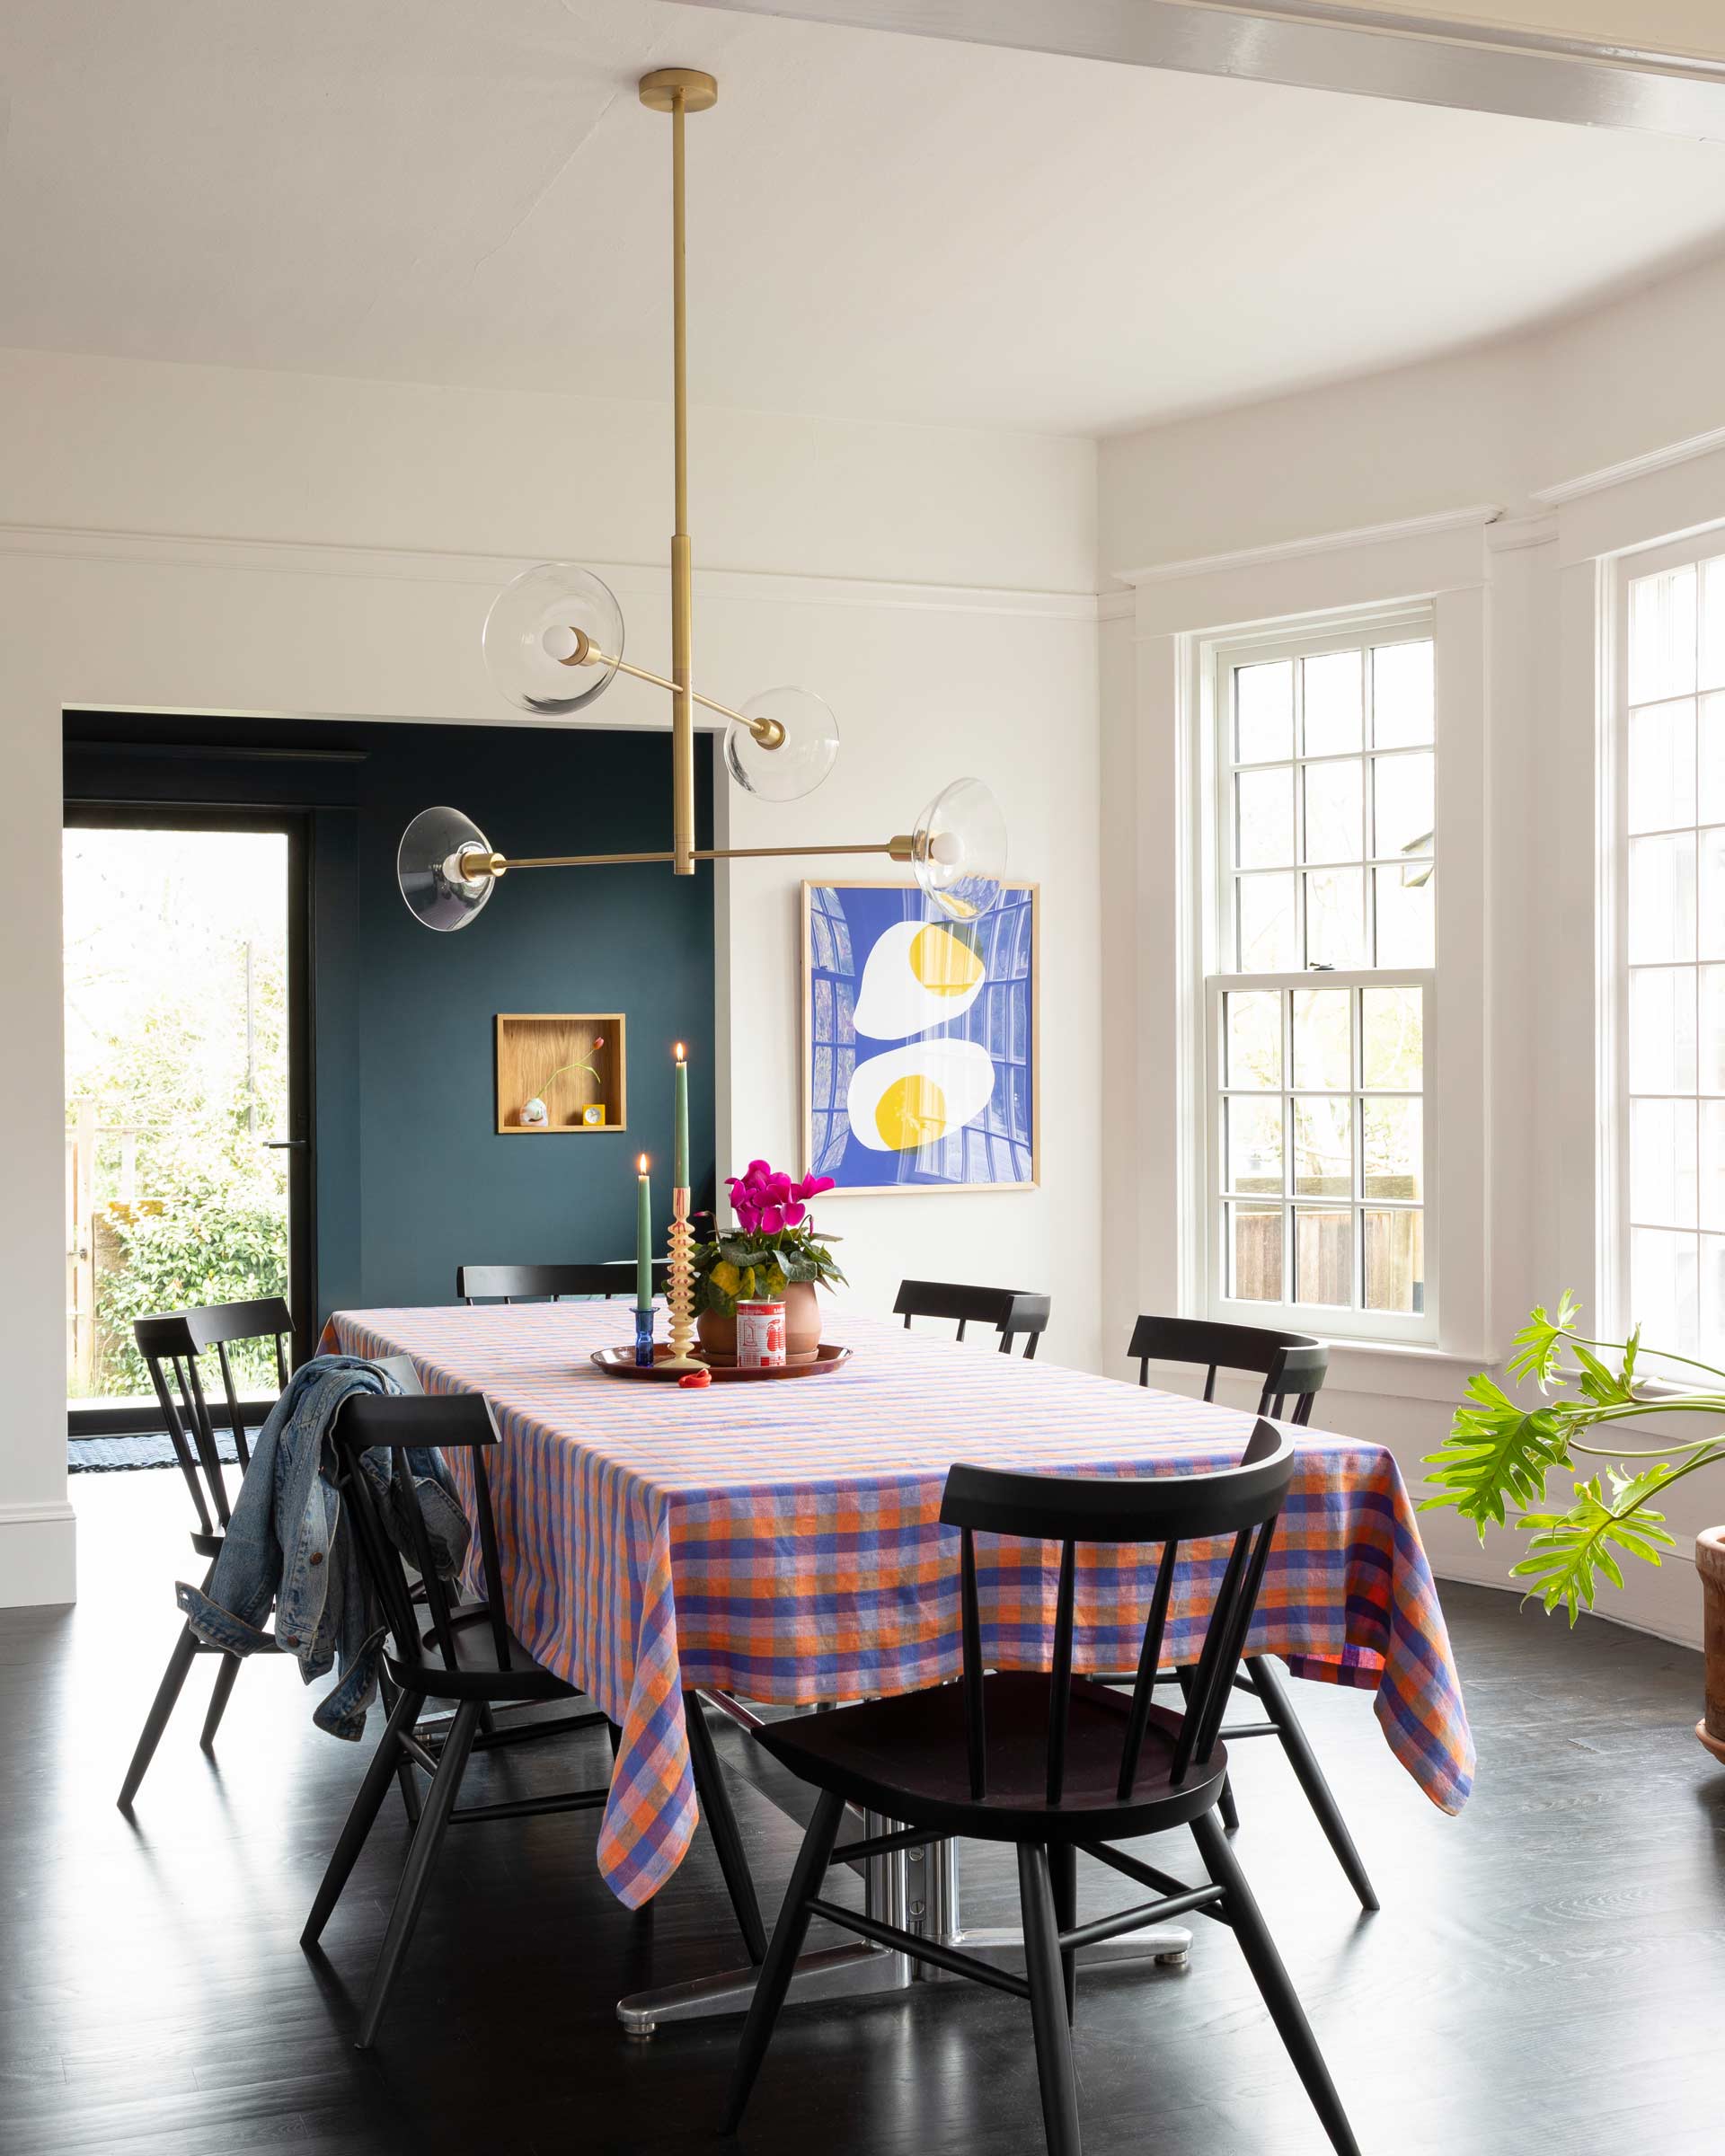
left=65, top=714, right=716, bottom=1328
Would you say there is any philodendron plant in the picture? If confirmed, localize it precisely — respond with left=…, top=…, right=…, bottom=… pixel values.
left=1424, top=1293, right=1725, bottom=1621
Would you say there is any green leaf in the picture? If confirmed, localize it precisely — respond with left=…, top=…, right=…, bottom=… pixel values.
left=1510, top=1468, right=1679, bottom=1623
left=1420, top=1373, right=1570, bottom=1534
left=1505, top=1292, right=1582, bottom=1392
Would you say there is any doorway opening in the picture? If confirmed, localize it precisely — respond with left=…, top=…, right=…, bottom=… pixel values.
left=63, top=807, right=312, bottom=1435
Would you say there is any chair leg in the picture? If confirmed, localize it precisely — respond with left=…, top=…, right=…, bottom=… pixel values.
left=1190, top=1811, right=1359, bottom=2156
left=1049, top=1840, right=1077, bottom=2022
left=1248, top=1655, right=1378, bottom=1911
left=199, top=1653, right=242, bottom=1752
left=606, top=1717, right=622, bottom=1759
left=685, top=1690, right=767, bottom=1963
left=118, top=1623, right=202, bottom=1809
left=355, top=1698, right=482, bottom=2050
left=721, top=1788, right=845, bottom=2134
left=1217, top=1772, right=1241, bottom=1833
left=376, top=1674, right=421, bottom=1829
left=1017, top=1842, right=1083, bottom=2156
left=302, top=1684, right=422, bottom=1949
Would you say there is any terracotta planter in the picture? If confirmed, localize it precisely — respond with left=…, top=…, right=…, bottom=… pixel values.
left=697, top=1281, right=824, bottom=1367
left=1699, top=1526, right=1725, bottom=1765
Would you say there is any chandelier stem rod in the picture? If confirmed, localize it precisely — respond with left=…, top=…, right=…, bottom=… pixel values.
left=669, top=84, right=696, bottom=879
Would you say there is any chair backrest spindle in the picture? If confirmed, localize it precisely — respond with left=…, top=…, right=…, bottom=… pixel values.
left=940, top=1420, right=1295, bottom=1812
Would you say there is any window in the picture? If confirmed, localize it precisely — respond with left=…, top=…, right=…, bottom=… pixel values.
left=1616, top=542, right=1725, bottom=1360
left=1203, top=611, right=1436, bottom=1337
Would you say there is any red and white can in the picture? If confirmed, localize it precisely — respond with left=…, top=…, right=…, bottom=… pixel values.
left=735, top=1299, right=787, bottom=1370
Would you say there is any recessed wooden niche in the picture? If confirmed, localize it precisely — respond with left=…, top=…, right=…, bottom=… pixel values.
left=494, top=1013, right=626, bottom=1135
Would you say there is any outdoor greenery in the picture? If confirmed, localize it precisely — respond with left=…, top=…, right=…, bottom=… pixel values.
left=65, top=829, right=290, bottom=1400
left=1423, top=1293, right=1725, bottom=1621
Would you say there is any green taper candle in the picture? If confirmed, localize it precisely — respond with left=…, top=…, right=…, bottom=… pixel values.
left=673, top=1041, right=690, bottom=1189
left=635, top=1153, right=653, bottom=1310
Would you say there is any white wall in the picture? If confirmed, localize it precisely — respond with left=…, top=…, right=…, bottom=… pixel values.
left=1098, top=244, right=1725, bottom=1652
left=0, top=347, right=1100, bottom=1605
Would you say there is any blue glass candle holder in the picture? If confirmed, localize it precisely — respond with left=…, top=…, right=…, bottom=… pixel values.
left=632, top=1303, right=658, bottom=1369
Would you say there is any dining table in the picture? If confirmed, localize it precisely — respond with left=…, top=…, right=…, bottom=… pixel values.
left=321, top=1300, right=1474, bottom=2033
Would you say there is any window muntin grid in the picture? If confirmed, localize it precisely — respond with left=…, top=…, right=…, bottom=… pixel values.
left=1215, top=982, right=1426, bottom=1317
left=1226, top=635, right=1436, bottom=975
left=1622, top=550, right=1725, bottom=1361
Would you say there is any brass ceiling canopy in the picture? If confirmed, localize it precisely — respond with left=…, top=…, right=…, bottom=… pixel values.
left=397, top=67, right=1007, bottom=933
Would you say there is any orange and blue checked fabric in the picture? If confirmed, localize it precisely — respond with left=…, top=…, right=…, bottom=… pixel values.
left=323, top=1304, right=1474, bottom=1909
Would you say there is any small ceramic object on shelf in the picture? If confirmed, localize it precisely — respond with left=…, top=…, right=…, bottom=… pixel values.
left=580, top=1103, right=606, bottom=1127
left=519, top=1095, right=549, bottom=1127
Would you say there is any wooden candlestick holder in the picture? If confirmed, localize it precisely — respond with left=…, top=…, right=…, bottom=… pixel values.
left=660, top=1188, right=703, bottom=1370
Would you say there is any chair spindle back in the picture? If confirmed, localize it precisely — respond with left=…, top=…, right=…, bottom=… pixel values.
left=1127, top=1315, right=1329, bottom=1426
left=940, top=1419, right=1295, bottom=1807
left=132, top=1296, right=294, bottom=1539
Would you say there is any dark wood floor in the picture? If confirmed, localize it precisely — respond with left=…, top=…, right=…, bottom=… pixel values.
left=4, top=1471, right=1723, bottom=2156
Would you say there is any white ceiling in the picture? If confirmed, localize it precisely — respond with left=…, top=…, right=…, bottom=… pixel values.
left=4, top=0, right=1725, bottom=436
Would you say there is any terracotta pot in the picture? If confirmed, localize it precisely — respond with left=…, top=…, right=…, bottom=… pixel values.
left=783, top=1281, right=822, bottom=1365
left=1698, top=1526, right=1725, bottom=1765
left=696, top=1282, right=824, bottom=1367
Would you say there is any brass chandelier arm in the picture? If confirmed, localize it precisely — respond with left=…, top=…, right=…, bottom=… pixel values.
left=559, top=635, right=787, bottom=748
left=458, top=836, right=914, bottom=878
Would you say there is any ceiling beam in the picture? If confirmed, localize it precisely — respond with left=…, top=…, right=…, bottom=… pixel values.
left=675, top=0, right=1725, bottom=141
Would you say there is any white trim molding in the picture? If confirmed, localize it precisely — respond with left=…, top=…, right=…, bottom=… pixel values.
left=1114, top=504, right=1502, bottom=589
left=1531, top=424, right=1725, bottom=508
left=0, top=1499, right=76, bottom=1609
left=0, top=520, right=1103, bottom=624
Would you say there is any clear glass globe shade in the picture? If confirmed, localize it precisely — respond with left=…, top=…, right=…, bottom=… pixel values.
left=912, top=777, right=1006, bottom=920
left=482, top=563, right=624, bottom=715
left=397, top=805, right=499, bottom=932
left=725, top=686, right=840, bottom=800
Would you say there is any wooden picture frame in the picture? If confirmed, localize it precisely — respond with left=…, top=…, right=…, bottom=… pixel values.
left=800, top=880, right=1039, bottom=1195
left=493, top=1013, right=626, bottom=1134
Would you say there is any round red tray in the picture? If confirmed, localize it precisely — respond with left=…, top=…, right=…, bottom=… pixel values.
left=590, top=1342, right=853, bottom=1383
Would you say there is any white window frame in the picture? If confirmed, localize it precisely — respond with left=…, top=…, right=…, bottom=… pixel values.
left=1603, top=526, right=1725, bottom=1353
left=1197, top=602, right=1439, bottom=1347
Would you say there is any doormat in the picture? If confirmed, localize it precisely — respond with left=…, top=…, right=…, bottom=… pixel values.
left=67, top=1430, right=248, bottom=1473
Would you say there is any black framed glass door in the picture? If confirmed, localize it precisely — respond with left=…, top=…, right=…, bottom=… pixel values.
left=63, top=802, right=314, bottom=1434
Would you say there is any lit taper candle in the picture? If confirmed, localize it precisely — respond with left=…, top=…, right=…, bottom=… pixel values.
left=673, top=1040, right=689, bottom=1190
left=636, top=1153, right=653, bottom=1311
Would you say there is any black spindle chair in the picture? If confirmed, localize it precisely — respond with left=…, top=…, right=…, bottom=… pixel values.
left=894, top=1278, right=1051, bottom=1358
left=457, top=1259, right=670, bottom=1304
left=1126, top=1315, right=1375, bottom=1909
left=302, top=1389, right=768, bottom=2048
left=117, top=1297, right=293, bottom=1810
left=722, top=1423, right=1358, bottom=2156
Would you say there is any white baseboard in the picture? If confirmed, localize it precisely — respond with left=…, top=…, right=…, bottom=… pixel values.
left=0, top=1500, right=76, bottom=1607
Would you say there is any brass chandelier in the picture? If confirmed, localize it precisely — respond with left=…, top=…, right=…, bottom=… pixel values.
left=397, top=66, right=1006, bottom=933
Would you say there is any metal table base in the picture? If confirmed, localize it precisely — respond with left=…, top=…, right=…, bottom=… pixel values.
left=615, top=1694, right=1191, bottom=2037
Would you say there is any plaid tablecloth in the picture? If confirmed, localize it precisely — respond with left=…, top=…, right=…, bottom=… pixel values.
left=322, top=1304, right=1474, bottom=1908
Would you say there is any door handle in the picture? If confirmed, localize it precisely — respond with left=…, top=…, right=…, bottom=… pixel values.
left=263, top=1139, right=308, bottom=1150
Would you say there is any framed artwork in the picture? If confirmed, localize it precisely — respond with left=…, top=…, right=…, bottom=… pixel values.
left=801, top=881, right=1039, bottom=1194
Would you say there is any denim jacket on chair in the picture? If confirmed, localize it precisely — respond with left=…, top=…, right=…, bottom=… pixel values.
left=176, top=1355, right=470, bottom=1740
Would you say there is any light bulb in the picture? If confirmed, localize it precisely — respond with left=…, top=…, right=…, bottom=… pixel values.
left=911, top=778, right=1006, bottom=920
left=482, top=563, right=624, bottom=715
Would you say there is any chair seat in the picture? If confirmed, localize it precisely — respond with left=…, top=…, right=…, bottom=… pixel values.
left=760, top=1672, right=1227, bottom=1843
left=386, top=1606, right=575, bottom=1705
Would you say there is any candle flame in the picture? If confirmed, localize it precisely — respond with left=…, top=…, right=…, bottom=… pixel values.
left=674, top=1041, right=686, bottom=1062
left=638, top=1153, right=649, bottom=1174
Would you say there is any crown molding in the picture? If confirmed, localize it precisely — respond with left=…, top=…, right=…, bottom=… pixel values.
left=1484, top=511, right=1558, bottom=552
left=0, top=521, right=1103, bottom=624
left=1530, top=425, right=1725, bottom=508
left=1114, top=504, right=1502, bottom=588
